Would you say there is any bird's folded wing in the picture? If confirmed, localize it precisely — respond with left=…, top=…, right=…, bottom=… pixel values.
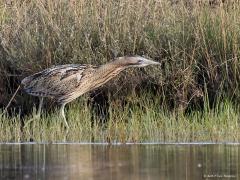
left=21, top=64, right=96, bottom=98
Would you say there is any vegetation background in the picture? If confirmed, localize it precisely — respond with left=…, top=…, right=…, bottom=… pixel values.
left=0, top=0, right=239, bottom=142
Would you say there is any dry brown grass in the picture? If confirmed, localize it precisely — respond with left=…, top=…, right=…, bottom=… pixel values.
left=0, top=0, right=240, bottom=113
left=0, top=0, right=240, bottom=142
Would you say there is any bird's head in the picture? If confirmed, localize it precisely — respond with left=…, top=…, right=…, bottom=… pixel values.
left=114, top=56, right=160, bottom=68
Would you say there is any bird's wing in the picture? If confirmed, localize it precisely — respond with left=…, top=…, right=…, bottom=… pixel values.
left=21, top=64, right=97, bottom=98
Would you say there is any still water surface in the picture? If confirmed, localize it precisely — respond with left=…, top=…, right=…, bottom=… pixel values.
left=0, top=144, right=239, bottom=179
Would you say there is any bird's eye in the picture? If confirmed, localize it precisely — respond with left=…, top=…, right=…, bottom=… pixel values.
left=138, top=60, right=143, bottom=64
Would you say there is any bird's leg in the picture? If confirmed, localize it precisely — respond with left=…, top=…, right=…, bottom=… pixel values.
left=36, top=97, right=44, bottom=118
left=60, top=103, right=69, bottom=129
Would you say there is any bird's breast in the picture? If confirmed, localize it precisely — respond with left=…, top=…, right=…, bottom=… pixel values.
left=87, top=67, right=124, bottom=90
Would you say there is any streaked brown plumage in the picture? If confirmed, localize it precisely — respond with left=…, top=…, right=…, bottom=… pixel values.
left=21, top=56, right=160, bottom=128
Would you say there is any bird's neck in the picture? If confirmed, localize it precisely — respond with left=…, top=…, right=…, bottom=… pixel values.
left=96, top=61, right=126, bottom=78
left=88, top=61, right=125, bottom=88
left=100, top=60, right=124, bottom=69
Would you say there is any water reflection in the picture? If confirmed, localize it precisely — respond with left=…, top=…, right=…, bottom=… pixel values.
left=0, top=144, right=239, bottom=179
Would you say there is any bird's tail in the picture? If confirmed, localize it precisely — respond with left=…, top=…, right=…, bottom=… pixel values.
left=1, top=85, right=21, bottom=115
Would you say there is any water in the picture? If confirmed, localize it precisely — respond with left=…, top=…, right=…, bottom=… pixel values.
left=0, top=144, right=239, bottom=179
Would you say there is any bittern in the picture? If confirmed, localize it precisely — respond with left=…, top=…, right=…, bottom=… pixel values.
left=21, top=56, right=160, bottom=128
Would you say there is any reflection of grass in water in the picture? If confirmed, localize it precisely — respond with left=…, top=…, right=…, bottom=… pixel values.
left=0, top=96, right=239, bottom=143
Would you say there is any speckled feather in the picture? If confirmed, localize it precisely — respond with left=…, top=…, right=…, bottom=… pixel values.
left=21, top=56, right=158, bottom=106
left=21, top=64, right=98, bottom=101
left=20, top=56, right=159, bottom=128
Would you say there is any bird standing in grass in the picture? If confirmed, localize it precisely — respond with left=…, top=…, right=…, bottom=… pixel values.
left=21, top=56, right=160, bottom=128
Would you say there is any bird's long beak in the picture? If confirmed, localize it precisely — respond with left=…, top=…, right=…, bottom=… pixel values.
left=139, top=57, right=161, bottom=65
left=147, top=59, right=161, bottom=65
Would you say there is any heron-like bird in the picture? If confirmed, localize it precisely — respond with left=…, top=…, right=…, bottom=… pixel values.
left=21, top=56, right=160, bottom=128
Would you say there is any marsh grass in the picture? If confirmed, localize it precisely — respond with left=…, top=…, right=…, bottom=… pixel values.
left=0, top=0, right=240, bottom=142
left=1, top=0, right=240, bottom=107
left=0, top=96, right=239, bottom=143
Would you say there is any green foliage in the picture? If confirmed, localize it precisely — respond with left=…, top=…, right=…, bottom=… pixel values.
left=0, top=1, right=240, bottom=142
left=0, top=96, right=239, bottom=143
